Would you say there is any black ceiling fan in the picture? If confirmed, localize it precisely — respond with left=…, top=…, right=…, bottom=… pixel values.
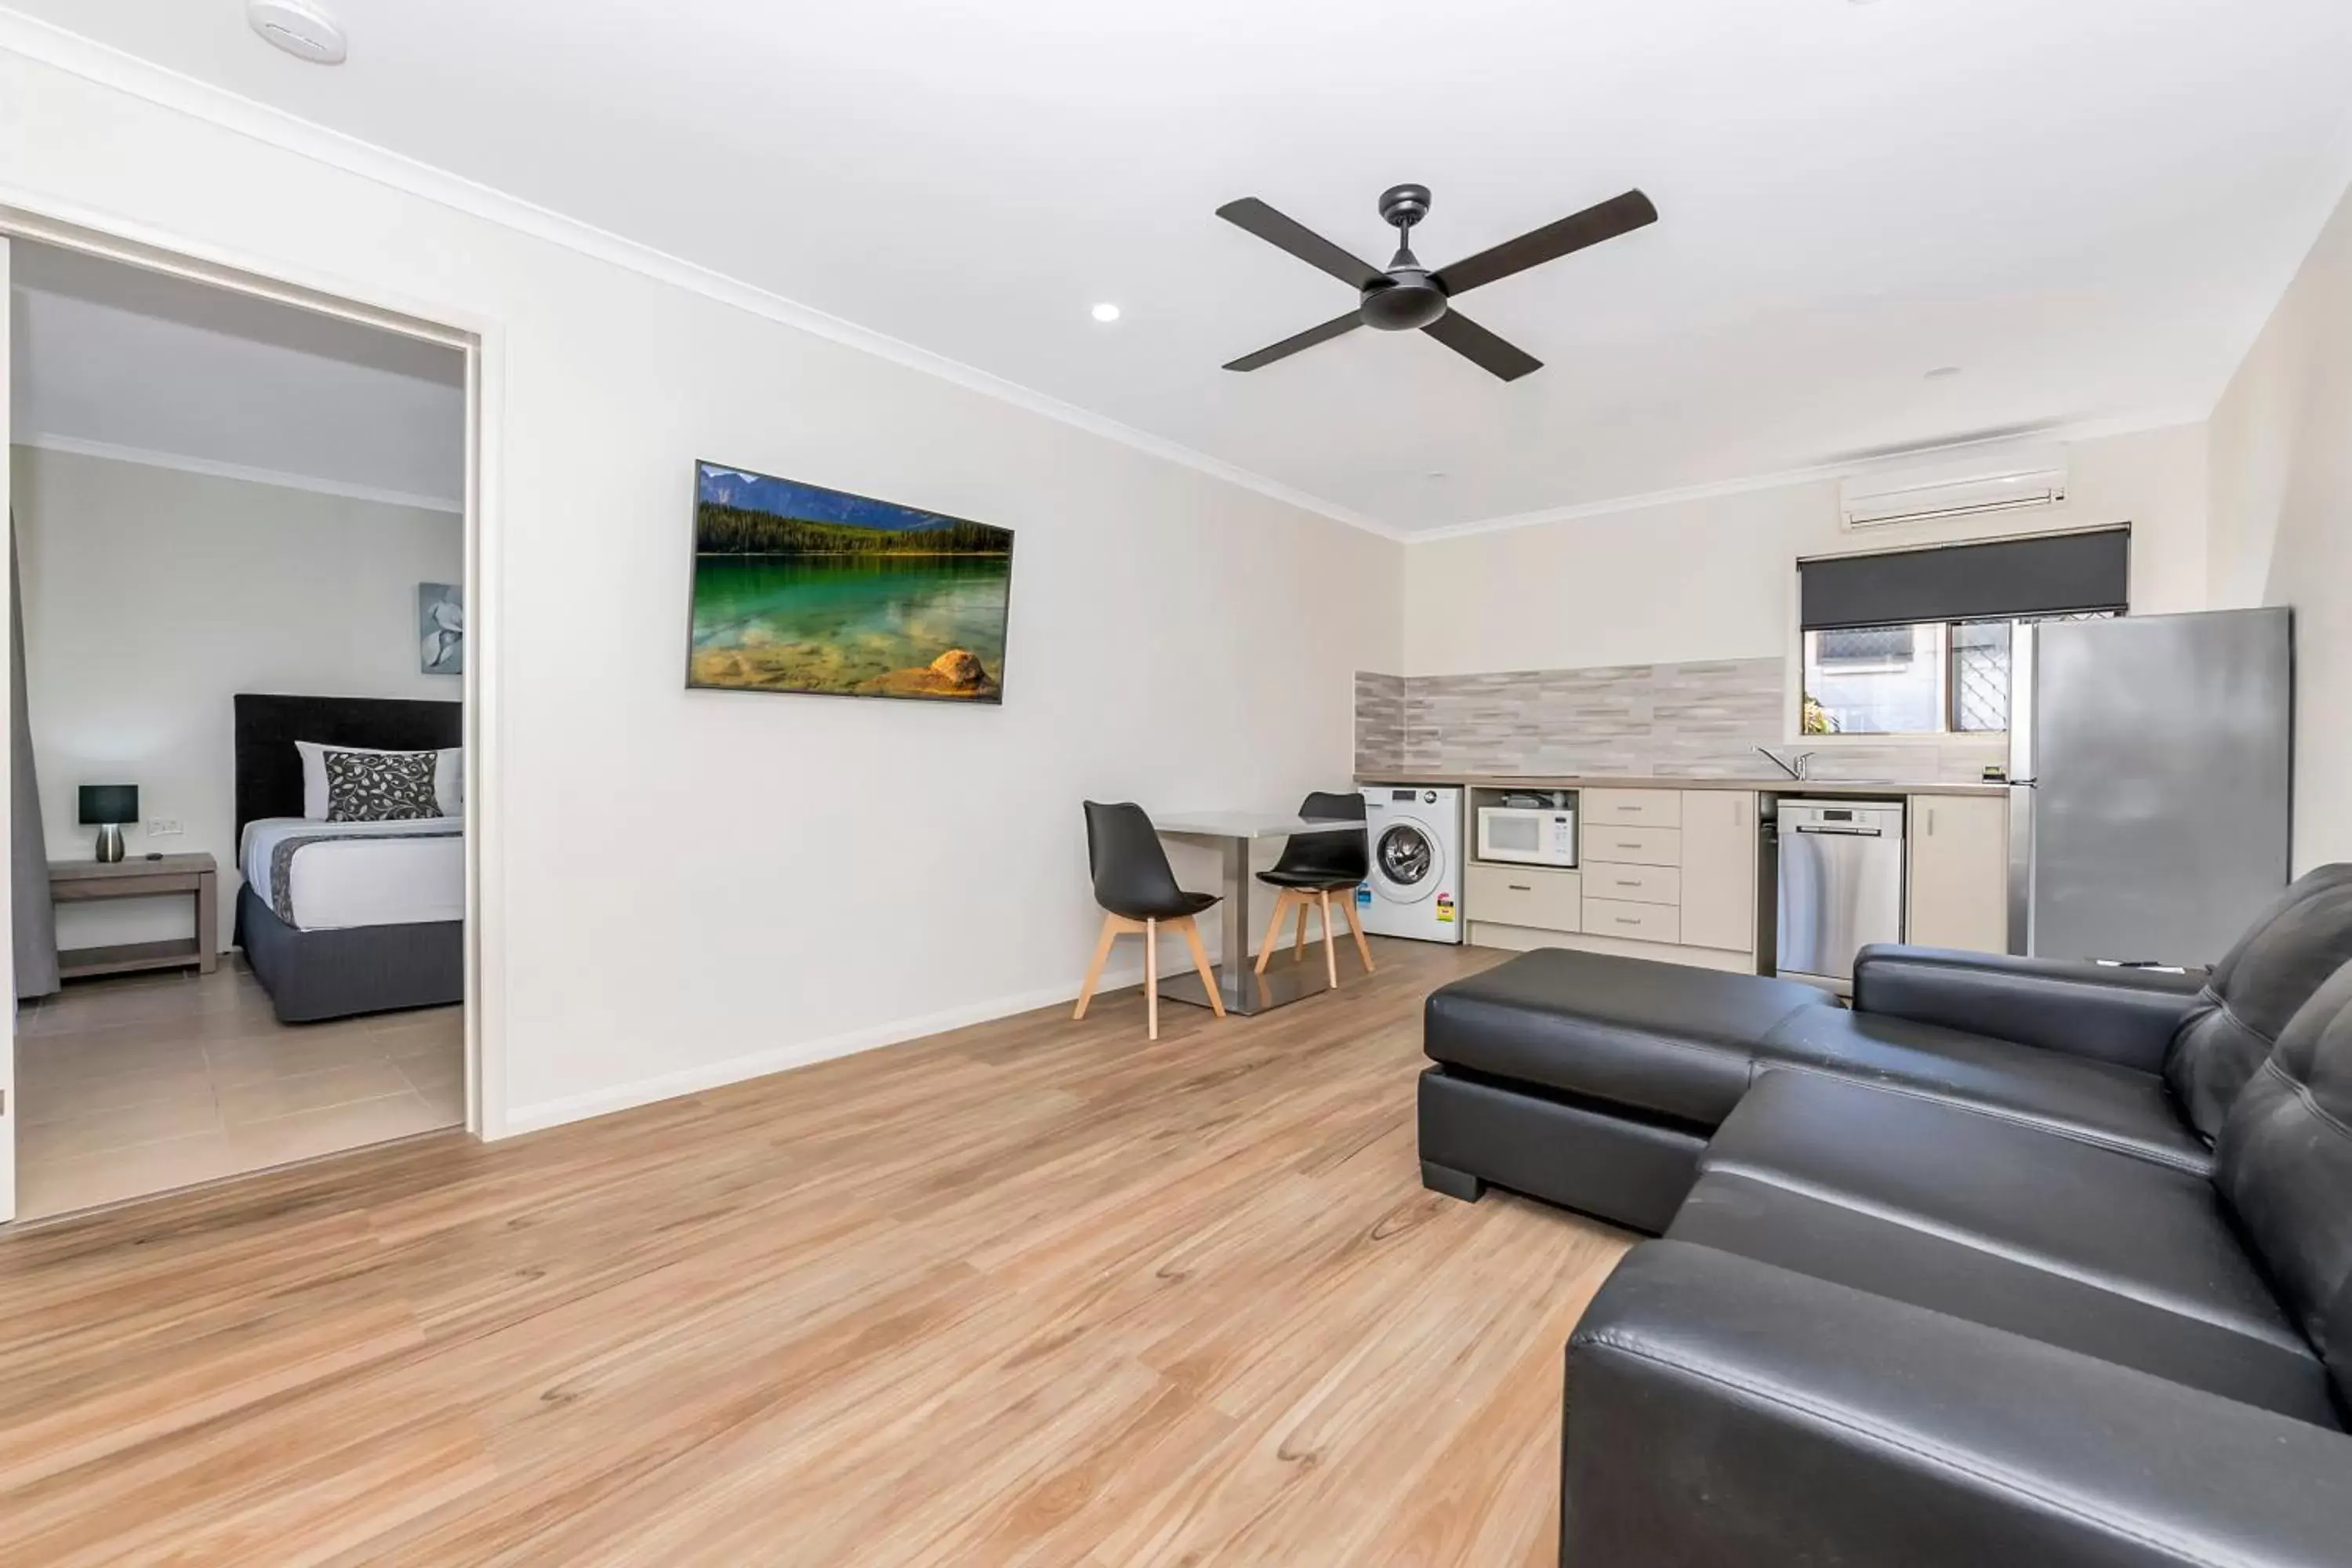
left=1215, top=183, right=1657, bottom=382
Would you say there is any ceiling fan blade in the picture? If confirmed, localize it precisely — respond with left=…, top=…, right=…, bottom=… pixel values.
left=1421, top=309, right=1542, bottom=381
left=1216, top=198, right=1385, bottom=290
left=1223, top=310, right=1365, bottom=372
left=1432, top=189, right=1658, bottom=297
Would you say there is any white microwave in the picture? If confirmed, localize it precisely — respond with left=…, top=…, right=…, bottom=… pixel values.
left=1478, top=805, right=1578, bottom=867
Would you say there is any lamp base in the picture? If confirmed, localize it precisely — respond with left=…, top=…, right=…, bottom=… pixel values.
left=95, top=824, right=125, bottom=864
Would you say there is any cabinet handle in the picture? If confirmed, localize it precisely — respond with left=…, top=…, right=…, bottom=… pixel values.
left=1507, top=884, right=1532, bottom=892
left=1613, top=916, right=1641, bottom=926
left=1615, top=879, right=1640, bottom=887
left=1927, top=805, right=1937, bottom=836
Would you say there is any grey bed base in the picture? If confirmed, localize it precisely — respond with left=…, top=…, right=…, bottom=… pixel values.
left=234, top=882, right=463, bottom=1025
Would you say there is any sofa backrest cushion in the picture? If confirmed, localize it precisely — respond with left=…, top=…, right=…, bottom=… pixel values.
left=2166, top=864, right=2352, bottom=1141
left=2216, top=959, right=2352, bottom=1414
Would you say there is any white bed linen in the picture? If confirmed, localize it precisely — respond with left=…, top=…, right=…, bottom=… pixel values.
left=239, top=816, right=465, bottom=931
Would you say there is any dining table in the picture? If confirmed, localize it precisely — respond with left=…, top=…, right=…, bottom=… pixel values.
left=1150, top=810, right=1365, bottom=1016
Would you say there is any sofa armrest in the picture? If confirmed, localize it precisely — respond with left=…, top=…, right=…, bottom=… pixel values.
left=1565, top=1242, right=2352, bottom=1568
left=1852, top=944, right=2206, bottom=1073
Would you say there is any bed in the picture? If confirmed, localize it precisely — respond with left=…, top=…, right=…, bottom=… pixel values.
left=232, top=693, right=465, bottom=1023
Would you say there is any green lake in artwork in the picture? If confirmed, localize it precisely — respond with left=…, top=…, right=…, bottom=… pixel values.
left=688, top=553, right=1012, bottom=700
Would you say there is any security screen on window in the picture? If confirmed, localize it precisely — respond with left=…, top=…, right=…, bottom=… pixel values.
left=1802, top=613, right=2103, bottom=736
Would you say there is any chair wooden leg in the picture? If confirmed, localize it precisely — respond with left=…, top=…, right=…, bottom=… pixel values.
left=1254, top=891, right=1291, bottom=977
left=1294, top=895, right=1309, bottom=963
left=1146, top=919, right=1160, bottom=1041
left=1073, top=913, right=1120, bottom=1020
left=1319, top=890, right=1340, bottom=988
left=1177, top=916, right=1225, bottom=1019
left=1341, top=891, right=1375, bottom=974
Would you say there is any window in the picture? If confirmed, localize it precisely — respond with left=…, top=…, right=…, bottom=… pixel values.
left=1802, top=612, right=2111, bottom=736
left=1795, top=527, right=2131, bottom=737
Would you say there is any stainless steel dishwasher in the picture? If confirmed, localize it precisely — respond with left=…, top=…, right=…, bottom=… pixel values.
left=1776, top=798, right=1906, bottom=993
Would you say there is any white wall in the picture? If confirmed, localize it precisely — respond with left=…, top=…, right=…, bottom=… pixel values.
left=13, top=447, right=463, bottom=950
left=2209, top=177, right=2352, bottom=873
left=0, top=49, right=1399, bottom=1130
left=1400, top=423, right=2211, bottom=679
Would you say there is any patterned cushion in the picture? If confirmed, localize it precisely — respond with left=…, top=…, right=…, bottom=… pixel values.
left=323, top=748, right=442, bottom=822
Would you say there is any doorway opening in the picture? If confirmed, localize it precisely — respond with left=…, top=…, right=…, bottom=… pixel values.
left=5, top=231, right=482, bottom=1221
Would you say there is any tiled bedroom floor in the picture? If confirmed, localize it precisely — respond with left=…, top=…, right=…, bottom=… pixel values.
left=13, top=960, right=463, bottom=1221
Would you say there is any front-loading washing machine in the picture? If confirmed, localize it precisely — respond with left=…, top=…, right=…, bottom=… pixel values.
left=1356, top=786, right=1464, bottom=943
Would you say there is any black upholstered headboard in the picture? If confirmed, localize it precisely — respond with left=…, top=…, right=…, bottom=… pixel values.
left=234, top=694, right=463, bottom=839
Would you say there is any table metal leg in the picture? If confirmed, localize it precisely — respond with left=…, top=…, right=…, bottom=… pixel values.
left=1216, top=837, right=1250, bottom=1012
left=1161, top=835, right=1333, bottom=1017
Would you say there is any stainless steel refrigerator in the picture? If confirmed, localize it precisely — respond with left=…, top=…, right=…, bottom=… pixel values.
left=2008, top=608, right=2292, bottom=967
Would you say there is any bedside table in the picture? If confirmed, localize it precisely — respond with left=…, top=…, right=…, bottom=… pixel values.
left=48, top=852, right=220, bottom=980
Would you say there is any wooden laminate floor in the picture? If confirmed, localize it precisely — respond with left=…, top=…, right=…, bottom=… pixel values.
left=0, top=937, right=1632, bottom=1566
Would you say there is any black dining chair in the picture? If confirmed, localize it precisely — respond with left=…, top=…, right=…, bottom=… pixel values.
left=1254, top=790, right=1374, bottom=989
left=1074, top=801, right=1225, bottom=1040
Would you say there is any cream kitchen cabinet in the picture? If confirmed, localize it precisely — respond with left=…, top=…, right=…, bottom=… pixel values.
left=1907, top=793, right=2009, bottom=953
left=1679, top=789, right=1759, bottom=953
left=1474, top=786, right=1762, bottom=972
left=1465, top=864, right=1582, bottom=932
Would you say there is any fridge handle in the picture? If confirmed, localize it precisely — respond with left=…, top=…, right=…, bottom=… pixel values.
left=2005, top=622, right=2038, bottom=957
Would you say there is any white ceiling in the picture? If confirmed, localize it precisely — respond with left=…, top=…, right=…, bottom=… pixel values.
left=9, top=241, right=466, bottom=509
left=13, top=0, right=2352, bottom=535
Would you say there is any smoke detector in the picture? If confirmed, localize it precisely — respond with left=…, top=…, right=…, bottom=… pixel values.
left=248, top=0, right=348, bottom=64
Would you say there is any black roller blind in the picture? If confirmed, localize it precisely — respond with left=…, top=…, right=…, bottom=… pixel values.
left=1799, top=526, right=2129, bottom=632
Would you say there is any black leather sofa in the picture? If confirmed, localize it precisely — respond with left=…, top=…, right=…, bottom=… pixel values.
left=1421, top=864, right=2352, bottom=1230
left=1414, top=863, right=2352, bottom=1566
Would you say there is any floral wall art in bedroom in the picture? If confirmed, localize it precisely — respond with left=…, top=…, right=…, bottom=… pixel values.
left=418, top=583, right=463, bottom=675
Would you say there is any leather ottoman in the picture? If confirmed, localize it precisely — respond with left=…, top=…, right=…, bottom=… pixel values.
left=1417, top=947, right=1838, bottom=1231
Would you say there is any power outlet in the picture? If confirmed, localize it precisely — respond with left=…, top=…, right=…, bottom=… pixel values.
left=147, top=818, right=184, bottom=837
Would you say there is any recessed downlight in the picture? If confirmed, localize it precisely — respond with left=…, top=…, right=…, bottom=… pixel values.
left=248, top=0, right=347, bottom=64
left=1926, top=365, right=1962, bottom=379
left=1090, top=303, right=1122, bottom=323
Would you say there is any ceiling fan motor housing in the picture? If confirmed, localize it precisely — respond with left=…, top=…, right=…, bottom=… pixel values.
left=1360, top=273, right=1448, bottom=331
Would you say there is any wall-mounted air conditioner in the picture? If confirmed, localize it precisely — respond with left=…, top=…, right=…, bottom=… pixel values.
left=1838, top=442, right=2069, bottom=531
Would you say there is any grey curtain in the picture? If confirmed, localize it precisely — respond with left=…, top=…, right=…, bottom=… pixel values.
left=11, top=521, right=56, bottom=999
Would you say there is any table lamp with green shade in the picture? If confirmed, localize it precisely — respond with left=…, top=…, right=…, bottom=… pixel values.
left=78, top=784, right=138, bottom=864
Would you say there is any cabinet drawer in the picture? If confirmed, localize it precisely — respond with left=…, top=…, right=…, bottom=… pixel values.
left=1582, top=823, right=1682, bottom=867
left=1466, top=865, right=1582, bottom=932
left=1582, top=897, right=1681, bottom=944
left=1581, top=788, right=1682, bottom=828
left=1582, top=863, right=1681, bottom=906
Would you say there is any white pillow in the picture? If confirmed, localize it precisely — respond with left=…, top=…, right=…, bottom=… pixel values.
left=296, top=741, right=462, bottom=819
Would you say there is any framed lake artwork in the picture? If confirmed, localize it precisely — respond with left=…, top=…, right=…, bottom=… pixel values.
left=686, top=461, right=1014, bottom=702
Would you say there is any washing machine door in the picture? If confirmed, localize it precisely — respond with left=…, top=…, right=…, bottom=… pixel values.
left=1373, top=816, right=1445, bottom=904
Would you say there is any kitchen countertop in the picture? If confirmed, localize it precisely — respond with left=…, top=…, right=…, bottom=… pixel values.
left=1356, top=772, right=2011, bottom=798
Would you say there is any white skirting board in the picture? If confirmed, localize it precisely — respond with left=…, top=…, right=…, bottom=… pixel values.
left=499, top=953, right=1178, bottom=1136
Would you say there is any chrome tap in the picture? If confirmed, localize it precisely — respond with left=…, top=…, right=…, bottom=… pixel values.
left=1755, top=746, right=1816, bottom=782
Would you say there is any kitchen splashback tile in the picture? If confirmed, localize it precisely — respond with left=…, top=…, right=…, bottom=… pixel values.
left=1353, top=671, right=1406, bottom=775
left=1359, top=658, right=2005, bottom=783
